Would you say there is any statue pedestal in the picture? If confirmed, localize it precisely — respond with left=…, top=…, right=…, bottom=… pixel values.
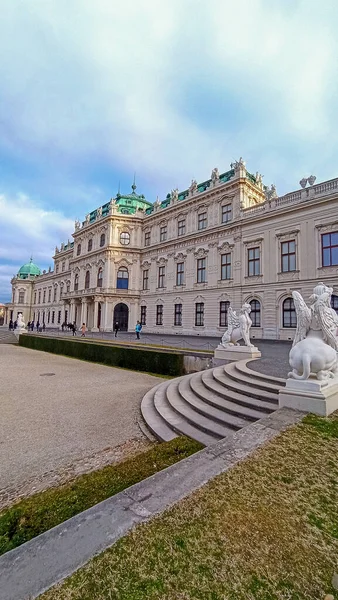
left=279, top=376, right=338, bottom=417
left=14, top=327, right=26, bottom=338
left=214, top=345, right=261, bottom=361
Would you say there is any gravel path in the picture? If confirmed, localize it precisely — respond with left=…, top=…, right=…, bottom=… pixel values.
left=0, top=346, right=160, bottom=508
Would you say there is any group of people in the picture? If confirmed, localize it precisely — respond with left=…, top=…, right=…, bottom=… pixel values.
left=9, top=320, right=45, bottom=332
left=61, top=321, right=87, bottom=337
left=113, top=321, right=142, bottom=339
left=9, top=317, right=142, bottom=339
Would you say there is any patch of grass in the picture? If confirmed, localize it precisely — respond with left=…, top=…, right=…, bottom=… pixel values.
left=302, top=412, right=338, bottom=438
left=0, top=437, right=202, bottom=556
left=41, top=415, right=338, bottom=600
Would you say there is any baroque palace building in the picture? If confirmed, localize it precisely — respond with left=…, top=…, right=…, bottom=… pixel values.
left=7, top=159, right=338, bottom=339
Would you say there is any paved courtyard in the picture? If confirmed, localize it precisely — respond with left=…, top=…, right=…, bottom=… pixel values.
left=0, top=345, right=160, bottom=508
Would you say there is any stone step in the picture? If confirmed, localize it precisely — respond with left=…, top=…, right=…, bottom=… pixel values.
left=237, top=359, right=286, bottom=386
left=153, top=380, right=220, bottom=446
left=224, top=361, right=282, bottom=394
left=178, top=375, right=253, bottom=428
left=212, top=366, right=279, bottom=402
left=189, top=371, right=273, bottom=419
left=166, top=378, right=237, bottom=438
left=201, top=369, right=277, bottom=413
left=140, top=384, right=178, bottom=442
left=0, top=330, right=18, bottom=343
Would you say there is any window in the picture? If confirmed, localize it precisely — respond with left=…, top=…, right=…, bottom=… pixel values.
left=88, top=239, right=93, bottom=252
left=222, top=204, right=232, bottom=224
left=34, top=292, right=37, bottom=304
left=156, top=305, right=163, bottom=325
left=144, top=231, right=151, bottom=246
left=195, top=302, right=204, bottom=326
left=97, top=267, right=103, bottom=287
left=331, top=295, right=338, bottom=314
left=53, top=287, right=57, bottom=301
left=77, top=244, right=81, bottom=256
left=47, top=312, right=50, bottom=324
left=219, top=301, right=230, bottom=327
left=174, top=304, right=182, bottom=326
left=178, top=219, right=186, bottom=236
left=57, top=310, right=61, bottom=324
left=100, top=233, right=106, bottom=247
left=158, top=266, right=165, bottom=288
left=197, top=258, right=206, bottom=283
left=48, top=289, right=51, bottom=302
left=176, top=262, right=184, bottom=286
left=140, top=306, right=147, bottom=325
left=55, top=264, right=59, bottom=274
left=160, top=225, right=167, bottom=242
left=85, top=270, right=90, bottom=289
left=66, top=281, right=70, bottom=293
left=248, top=247, right=260, bottom=276
left=281, top=240, right=296, bottom=272
left=142, top=270, right=149, bottom=290
left=43, top=290, right=46, bottom=303
left=198, top=212, right=207, bottom=230
left=117, top=267, right=128, bottom=289
left=62, top=261, right=65, bottom=272
left=249, top=299, right=261, bottom=327
left=64, top=310, right=68, bottom=323
left=283, top=298, right=296, bottom=328
left=38, top=291, right=41, bottom=304
left=221, top=253, right=231, bottom=280
left=322, top=232, right=338, bottom=267
left=60, top=283, right=64, bottom=298
left=74, top=273, right=79, bottom=291
left=120, top=232, right=130, bottom=245
left=52, top=311, right=55, bottom=324
left=18, top=291, right=25, bottom=303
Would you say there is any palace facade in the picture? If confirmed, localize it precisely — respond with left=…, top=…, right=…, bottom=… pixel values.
left=7, top=159, right=338, bottom=339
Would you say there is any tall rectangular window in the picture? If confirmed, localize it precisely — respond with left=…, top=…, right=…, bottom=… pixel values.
left=198, top=212, right=207, bottom=230
left=195, top=303, right=204, bottom=326
left=18, top=291, right=25, bottom=303
left=62, top=261, right=65, bottom=272
left=53, top=287, right=57, bottom=302
left=322, top=232, right=338, bottom=267
left=156, top=305, right=163, bottom=325
left=176, top=262, right=184, bottom=286
left=43, top=290, right=46, bottom=303
left=222, top=204, right=232, bottom=224
left=174, top=303, right=182, bottom=326
left=160, top=226, right=167, bottom=242
left=57, top=310, right=61, bottom=324
left=140, top=306, right=147, bottom=325
left=52, top=311, right=55, bottom=324
left=221, top=253, right=231, bottom=280
left=48, top=289, right=51, bottom=302
left=38, top=291, right=41, bottom=304
left=219, top=301, right=230, bottom=327
left=178, top=219, right=186, bottom=236
left=281, top=240, right=296, bottom=272
left=158, top=266, right=165, bottom=288
left=47, top=312, right=50, bottom=324
left=197, top=258, right=206, bottom=283
left=248, top=247, right=260, bottom=276
left=144, top=231, right=151, bottom=247
left=142, top=269, right=149, bottom=290
left=34, top=292, right=37, bottom=304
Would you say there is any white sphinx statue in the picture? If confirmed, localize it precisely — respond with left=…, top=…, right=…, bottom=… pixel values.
left=288, top=283, right=338, bottom=381
left=14, top=313, right=27, bottom=337
left=220, top=303, right=254, bottom=348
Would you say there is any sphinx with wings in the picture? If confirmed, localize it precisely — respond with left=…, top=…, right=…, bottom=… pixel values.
left=220, top=303, right=255, bottom=348
left=288, top=282, right=338, bottom=380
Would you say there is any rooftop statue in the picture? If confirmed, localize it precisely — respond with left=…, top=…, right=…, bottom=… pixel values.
left=96, top=206, right=102, bottom=218
left=211, top=167, right=219, bottom=184
left=74, top=220, right=81, bottom=231
left=170, top=188, right=179, bottom=202
left=220, top=303, right=254, bottom=349
left=231, top=157, right=246, bottom=170
left=85, top=214, right=90, bottom=224
left=264, top=184, right=278, bottom=201
left=189, top=179, right=197, bottom=194
left=288, top=283, right=338, bottom=381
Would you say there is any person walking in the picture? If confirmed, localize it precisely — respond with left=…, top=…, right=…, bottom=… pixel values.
left=114, top=321, right=119, bottom=337
left=135, top=320, right=142, bottom=340
left=42, top=322, right=46, bottom=332
left=81, top=323, right=86, bottom=337
left=36, top=321, right=40, bottom=332
left=8, top=319, right=13, bottom=330
left=30, top=320, right=34, bottom=331
left=72, top=323, right=77, bottom=336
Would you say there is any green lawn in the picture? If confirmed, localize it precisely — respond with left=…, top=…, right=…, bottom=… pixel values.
left=0, top=436, right=202, bottom=556
left=41, top=415, right=338, bottom=600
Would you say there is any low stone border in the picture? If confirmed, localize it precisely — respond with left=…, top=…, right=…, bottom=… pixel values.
left=0, top=408, right=304, bottom=600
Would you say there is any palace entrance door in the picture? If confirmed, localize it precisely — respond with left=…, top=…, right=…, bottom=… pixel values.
left=113, top=303, right=129, bottom=331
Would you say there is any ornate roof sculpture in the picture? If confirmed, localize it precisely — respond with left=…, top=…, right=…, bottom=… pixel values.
left=17, top=257, right=41, bottom=279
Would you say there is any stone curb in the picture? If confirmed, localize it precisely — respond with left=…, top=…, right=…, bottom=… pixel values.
left=0, top=408, right=304, bottom=600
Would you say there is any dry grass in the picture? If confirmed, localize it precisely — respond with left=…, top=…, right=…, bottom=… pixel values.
left=41, top=415, right=338, bottom=600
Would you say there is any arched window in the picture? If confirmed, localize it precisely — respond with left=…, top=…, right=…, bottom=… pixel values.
left=97, top=267, right=103, bottom=288
left=100, top=233, right=106, bottom=247
left=249, top=299, right=261, bottom=327
left=85, top=270, right=90, bottom=289
left=117, top=267, right=129, bottom=290
left=77, top=244, right=81, bottom=256
left=74, top=274, right=79, bottom=291
left=331, top=294, right=338, bottom=315
left=120, top=232, right=130, bottom=245
left=283, top=298, right=296, bottom=328
left=88, top=239, right=93, bottom=252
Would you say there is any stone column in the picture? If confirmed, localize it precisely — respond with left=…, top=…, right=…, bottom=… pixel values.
left=92, top=300, right=99, bottom=332
left=80, top=299, right=87, bottom=326
left=69, top=299, right=75, bottom=323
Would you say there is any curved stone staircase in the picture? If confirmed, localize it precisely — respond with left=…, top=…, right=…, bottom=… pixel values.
left=141, top=359, right=286, bottom=446
left=0, top=329, right=18, bottom=344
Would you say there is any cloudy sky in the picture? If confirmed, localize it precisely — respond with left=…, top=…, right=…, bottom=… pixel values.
left=0, top=0, right=337, bottom=302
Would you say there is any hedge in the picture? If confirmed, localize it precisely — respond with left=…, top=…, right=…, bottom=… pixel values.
left=19, top=335, right=185, bottom=376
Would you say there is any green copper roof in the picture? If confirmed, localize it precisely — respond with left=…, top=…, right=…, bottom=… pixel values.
left=17, top=258, right=41, bottom=279
left=115, top=182, right=152, bottom=215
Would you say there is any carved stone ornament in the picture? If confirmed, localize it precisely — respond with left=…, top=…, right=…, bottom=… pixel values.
left=194, top=247, right=209, bottom=258
left=174, top=252, right=187, bottom=262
